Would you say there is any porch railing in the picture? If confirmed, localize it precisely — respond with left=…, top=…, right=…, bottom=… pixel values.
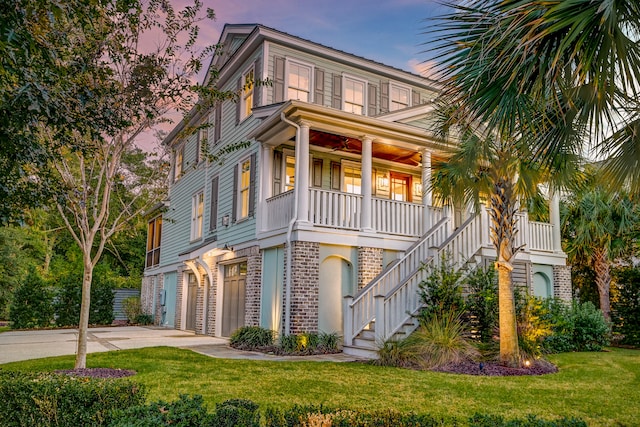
left=309, top=188, right=362, bottom=229
left=265, top=190, right=294, bottom=230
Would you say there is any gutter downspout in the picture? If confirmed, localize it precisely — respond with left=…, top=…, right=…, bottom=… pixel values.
left=281, top=112, right=300, bottom=336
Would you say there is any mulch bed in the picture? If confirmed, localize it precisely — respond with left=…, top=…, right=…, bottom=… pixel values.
left=431, top=360, right=558, bottom=376
left=55, top=368, right=136, bottom=378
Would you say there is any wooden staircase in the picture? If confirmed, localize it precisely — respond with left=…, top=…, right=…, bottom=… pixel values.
left=342, top=212, right=488, bottom=359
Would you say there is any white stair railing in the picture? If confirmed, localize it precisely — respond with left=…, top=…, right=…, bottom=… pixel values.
left=343, top=216, right=451, bottom=346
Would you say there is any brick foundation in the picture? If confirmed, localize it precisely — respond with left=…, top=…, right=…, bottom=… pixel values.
left=357, top=247, right=383, bottom=289
left=553, top=265, right=572, bottom=302
left=285, top=241, right=320, bottom=333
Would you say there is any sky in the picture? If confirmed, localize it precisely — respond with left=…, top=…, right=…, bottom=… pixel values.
left=200, top=0, right=449, bottom=79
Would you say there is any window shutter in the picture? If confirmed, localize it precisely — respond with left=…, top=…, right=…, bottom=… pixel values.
left=332, top=74, right=342, bottom=109
left=312, top=159, right=323, bottom=187
left=273, top=150, right=282, bottom=195
left=213, top=103, right=222, bottom=143
left=209, top=176, right=219, bottom=231
left=314, top=68, right=325, bottom=105
left=331, top=161, right=341, bottom=190
left=232, top=164, right=238, bottom=222
left=235, top=76, right=242, bottom=125
left=274, top=56, right=285, bottom=103
left=412, top=90, right=421, bottom=106
left=367, top=84, right=378, bottom=116
left=248, top=152, right=257, bottom=217
left=252, top=59, right=261, bottom=108
left=380, top=82, right=389, bottom=113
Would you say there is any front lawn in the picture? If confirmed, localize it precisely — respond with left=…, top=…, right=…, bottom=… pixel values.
left=2, top=347, right=638, bottom=426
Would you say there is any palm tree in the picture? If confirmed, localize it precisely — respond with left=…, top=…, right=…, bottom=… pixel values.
left=562, top=170, right=638, bottom=321
left=427, top=0, right=640, bottom=193
left=430, top=110, right=578, bottom=367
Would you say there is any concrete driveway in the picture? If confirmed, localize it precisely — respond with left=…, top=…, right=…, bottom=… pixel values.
left=0, top=326, right=227, bottom=364
left=0, top=326, right=359, bottom=364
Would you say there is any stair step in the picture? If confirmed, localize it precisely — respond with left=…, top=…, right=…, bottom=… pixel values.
left=360, top=330, right=375, bottom=340
left=353, top=336, right=376, bottom=348
left=342, top=344, right=378, bottom=359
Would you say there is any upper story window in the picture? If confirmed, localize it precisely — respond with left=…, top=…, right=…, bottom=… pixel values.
left=241, top=67, right=254, bottom=121
left=190, top=190, right=204, bottom=241
left=390, top=84, right=410, bottom=111
left=174, top=144, right=185, bottom=181
left=146, top=216, right=162, bottom=268
left=343, top=76, right=366, bottom=115
left=287, top=61, right=312, bottom=102
left=284, top=154, right=295, bottom=192
left=239, top=157, right=251, bottom=218
left=196, top=126, right=208, bottom=164
left=343, top=162, right=362, bottom=194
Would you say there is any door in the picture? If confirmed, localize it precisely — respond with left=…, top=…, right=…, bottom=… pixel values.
left=222, top=262, right=247, bottom=336
left=185, top=272, right=197, bottom=331
left=390, top=172, right=411, bottom=202
left=162, top=272, right=177, bottom=327
left=318, top=256, right=354, bottom=334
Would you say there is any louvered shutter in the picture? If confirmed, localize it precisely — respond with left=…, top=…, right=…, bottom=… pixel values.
left=232, top=164, right=238, bottom=222
left=368, top=84, right=378, bottom=116
left=209, top=176, right=219, bottom=231
left=332, top=74, right=342, bottom=109
left=274, top=56, right=285, bottom=103
left=213, top=103, right=221, bottom=143
left=412, top=90, right=421, bottom=106
left=314, top=68, right=325, bottom=105
left=235, top=76, right=241, bottom=125
left=252, top=59, right=261, bottom=108
left=380, top=82, right=389, bottom=113
left=248, top=152, right=257, bottom=217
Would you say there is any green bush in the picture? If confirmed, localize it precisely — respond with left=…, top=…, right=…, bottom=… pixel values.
left=417, top=252, right=466, bottom=323
left=612, top=266, right=640, bottom=346
left=211, top=399, right=260, bottom=427
left=54, top=270, right=114, bottom=327
left=465, top=265, right=498, bottom=343
left=318, top=331, right=340, bottom=352
left=122, top=296, right=142, bottom=323
left=230, top=326, right=275, bottom=349
left=469, top=413, right=587, bottom=426
left=135, top=314, right=153, bottom=325
left=278, top=333, right=299, bottom=353
left=109, top=394, right=212, bottom=427
left=515, top=290, right=553, bottom=360
left=0, top=370, right=145, bottom=427
left=542, top=300, right=610, bottom=353
left=9, top=268, right=54, bottom=329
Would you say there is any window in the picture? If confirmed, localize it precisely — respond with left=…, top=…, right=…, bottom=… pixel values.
left=390, top=84, right=410, bottom=111
left=343, top=76, right=365, bottom=114
left=146, top=216, right=162, bottom=268
left=390, top=172, right=411, bottom=202
left=287, top=61, right=311, bottom=102
left=239, top=158, right=251, bottom=218
left=343, top=163, right=362, bottom=194
left=284, top=154, right=295, bottom=192
left=225, top=261, right=247, bottom=277
left=174, top=144, right=185, bottom=181
left=241, top=67, right=254, bottom=121
left=191, top=191, right=204, bottom=241
left=209, top=176, right=219, bottom=232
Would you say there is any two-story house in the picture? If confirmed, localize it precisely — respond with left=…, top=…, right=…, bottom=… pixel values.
left=141, top=23, right=571, bottom=357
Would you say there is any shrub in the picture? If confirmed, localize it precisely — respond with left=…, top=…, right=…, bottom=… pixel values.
left=109, top=394, right=212, bottom=427
left=541, top=300, right=610, bottom=353
left=9, top=268, right=54, bottom=329
left=211, top=399, right=260, bottom=427
left=515, top=290, right=553, bottom=360
left=469, top=413, right=587, bottom=426
left=612, top=266, right=640, bottom=346
left=54, top=270, right=114, bottom=327
left=465, top=265, right=498, bottom=343
left=417, top=252, right=466, bottom=323
left=135, top=314, right=154, bottom=325
left=122, top=297, right=142, bottom=324
left=375, top=337, right=422, bottom=368
left=318, top=331, right=340, bottom=352
left=230, top=326, right=275, bottom=349
left=0, top=370, right=145, bottom=427
left=279, top=333, right=299, bottom=353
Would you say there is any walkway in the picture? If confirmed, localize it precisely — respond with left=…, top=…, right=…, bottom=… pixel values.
left=0, top=326, right=359, bottom=364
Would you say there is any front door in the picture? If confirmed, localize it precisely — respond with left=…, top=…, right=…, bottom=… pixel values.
left=222, top=262, right=247, bottom=337
left=185, top=272, right=197, bottom=331
left=390, top=172, right=411, bottom=202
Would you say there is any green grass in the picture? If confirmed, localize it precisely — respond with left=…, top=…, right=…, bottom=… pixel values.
left=0, top=326, right=10, bottom=333
left=2, top=347, right=639, bottom=426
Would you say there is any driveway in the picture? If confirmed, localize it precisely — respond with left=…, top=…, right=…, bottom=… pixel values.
left=0, top=326, right=227, bottom=364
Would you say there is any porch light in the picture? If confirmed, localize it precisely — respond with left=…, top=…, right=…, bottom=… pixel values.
left=222, top=243, right=234, bottom=252
left=222, top=215, right=230, bottom=227
left=377, top=175, right=389, bottom=189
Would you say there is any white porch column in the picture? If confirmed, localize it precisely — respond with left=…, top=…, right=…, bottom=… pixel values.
left=549, top=189, right=562, bottom=252
left=297, top=121, right=310, bottom=223
left=259, top=143, right=273, bottom=232
left=421, top=149, right=432, bottom=231
left=361, top=135, right=373, bottom=231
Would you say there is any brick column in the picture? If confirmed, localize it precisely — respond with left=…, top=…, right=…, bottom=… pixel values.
left=357, top=247, right=383, bottom=289
left=553, top=265, right=572, bottom=302
left=287, top=241, right=320, bottom=333
left=244, top=246, right=263, bottom=327
left=175, top=267, right=184, bottom=329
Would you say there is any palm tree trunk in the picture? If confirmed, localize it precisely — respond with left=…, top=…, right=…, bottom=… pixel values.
left=593, top=247, right=611, bottom=322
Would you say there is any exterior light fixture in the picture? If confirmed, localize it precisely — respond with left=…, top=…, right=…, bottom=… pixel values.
left=377, top=174, right=389, bottom=189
